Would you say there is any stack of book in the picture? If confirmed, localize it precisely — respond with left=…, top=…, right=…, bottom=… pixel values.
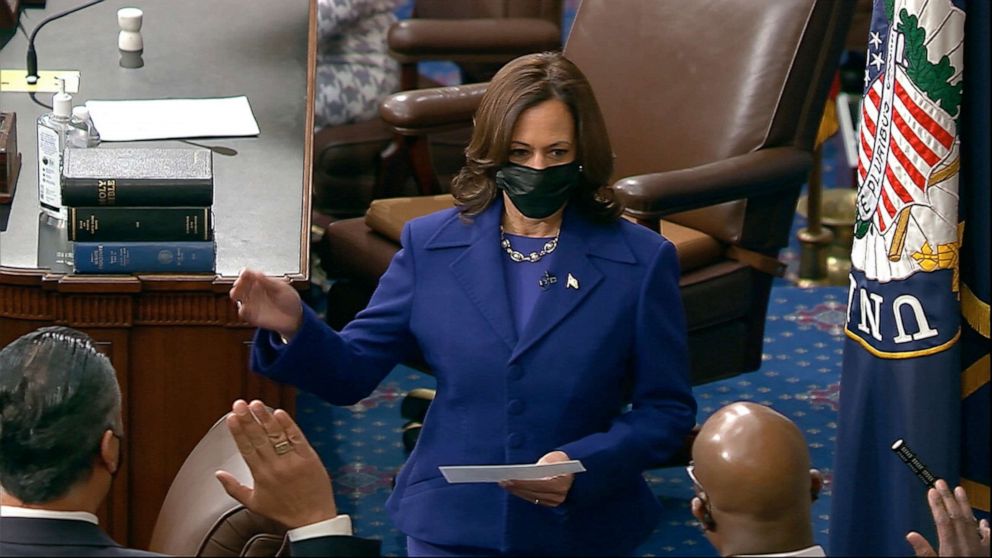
left=61, top=147, right=216, bottom=273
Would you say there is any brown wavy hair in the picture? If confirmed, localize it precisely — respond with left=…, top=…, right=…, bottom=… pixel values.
left=451, top=52, right=622, bottom=222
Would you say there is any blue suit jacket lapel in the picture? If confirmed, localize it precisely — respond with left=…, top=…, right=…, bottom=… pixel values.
left=426, top=201, right=637, bottom=360
left=510, top=207, right=635, bottom=363
left=428, top=201, right=517, bottom=351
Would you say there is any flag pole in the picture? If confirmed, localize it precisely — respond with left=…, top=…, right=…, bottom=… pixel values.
left=797, top=144, right=834, bottom=286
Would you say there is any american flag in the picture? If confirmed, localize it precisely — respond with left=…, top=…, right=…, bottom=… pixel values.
left=832, top=1, right=979, bottom=556
left=857, top=35, right=956, bottom=234
left=858, top=64, right=955, bottom=233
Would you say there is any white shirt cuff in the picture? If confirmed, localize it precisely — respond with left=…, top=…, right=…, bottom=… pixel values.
left=286, top=514, right=353, bottom=541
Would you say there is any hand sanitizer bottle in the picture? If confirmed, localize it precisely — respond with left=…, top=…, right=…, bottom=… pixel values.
left=37, top=77, right=73, bottom=219
left=67, top=106, right=101, bottom=148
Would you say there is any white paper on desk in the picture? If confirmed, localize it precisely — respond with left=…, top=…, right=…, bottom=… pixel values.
left=440, top=460, right=585, bottom=483
left=85, top=96, right=260, bottom=141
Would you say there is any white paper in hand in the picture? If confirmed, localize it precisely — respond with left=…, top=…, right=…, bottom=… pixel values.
left=439, top=460, right=585, bottom=483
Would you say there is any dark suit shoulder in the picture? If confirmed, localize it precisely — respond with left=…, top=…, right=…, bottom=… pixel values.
left=289, top=535, right=381, bottom=557
left=0, top=543, right=162, bottom=557
left=0, top=517, right=164, bottom=557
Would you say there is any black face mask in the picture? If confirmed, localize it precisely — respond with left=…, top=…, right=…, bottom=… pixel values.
left=496, top=161, right=581, bottom=219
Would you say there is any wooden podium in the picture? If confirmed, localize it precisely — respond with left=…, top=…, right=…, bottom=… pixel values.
left=0, top=0, right=316, bottom=548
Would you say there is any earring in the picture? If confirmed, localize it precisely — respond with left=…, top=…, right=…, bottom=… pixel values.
left=692, top=495, right=716, bottom=531
left=702, top=508, right=715, bottom=529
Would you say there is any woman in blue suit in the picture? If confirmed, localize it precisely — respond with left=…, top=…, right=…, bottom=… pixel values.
left=231, top=52, right=696, bottom=556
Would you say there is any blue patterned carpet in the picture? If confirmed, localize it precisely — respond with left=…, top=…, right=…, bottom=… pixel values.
left=296, top=285, right=848, bottom=556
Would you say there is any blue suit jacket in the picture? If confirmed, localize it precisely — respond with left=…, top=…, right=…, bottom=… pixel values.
left=253, top=200, right=696, bottom=555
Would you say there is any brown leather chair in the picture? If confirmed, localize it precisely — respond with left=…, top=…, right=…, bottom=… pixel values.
left=312, top=0, right=563, bottom=219
left=148, top=415, right=289, bottom=557
left=321, top=0, right=854, bottom=386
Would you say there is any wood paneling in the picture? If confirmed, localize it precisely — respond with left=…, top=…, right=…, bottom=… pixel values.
left=0, top=0, right=314, bottom=549
left=0, top=283, right=296, bottom=548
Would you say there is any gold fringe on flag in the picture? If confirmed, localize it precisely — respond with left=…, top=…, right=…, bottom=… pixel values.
left=961, top=354, right=990, bottom=399
left=961, top=478, right=990, bottom=513
left=815, top=99, right=839, bottom=148
left=962, top=282, right=990, bottom=339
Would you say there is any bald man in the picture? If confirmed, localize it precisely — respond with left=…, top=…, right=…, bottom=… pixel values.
left=689, top=402, right=823, bottom=557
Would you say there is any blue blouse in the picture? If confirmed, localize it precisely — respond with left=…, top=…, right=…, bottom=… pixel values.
left=501, top=233, right=559, bottom=336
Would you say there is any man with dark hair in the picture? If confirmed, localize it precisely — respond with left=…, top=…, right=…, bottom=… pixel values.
left=0, top=326, right=377, bottom=556
left=0, top=327, right=128, bottom=545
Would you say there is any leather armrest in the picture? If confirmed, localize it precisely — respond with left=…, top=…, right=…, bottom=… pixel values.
left=388, top=19, right=560, bottom=63
left=380, top=83, right=487, bottom=134
left=313, top=118, right=390, bottom=151
left=614, top=147, right=813, bottom=219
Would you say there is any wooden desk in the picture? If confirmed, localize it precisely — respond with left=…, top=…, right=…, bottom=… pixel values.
left=0, top=0, right=316, bottom=548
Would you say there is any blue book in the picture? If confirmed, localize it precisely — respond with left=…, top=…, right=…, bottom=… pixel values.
left=73, top=242, right=216, bottom=273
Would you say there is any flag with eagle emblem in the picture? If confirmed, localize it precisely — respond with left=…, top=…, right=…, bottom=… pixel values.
left=828, top=0, right=984, bottom=555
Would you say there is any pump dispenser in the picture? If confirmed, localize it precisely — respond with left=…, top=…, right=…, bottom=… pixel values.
left=68, top=106, right=101, bottom=148
left=52, top=80, right=72, bottom=119
left=37, top=77, right=73, bottom=218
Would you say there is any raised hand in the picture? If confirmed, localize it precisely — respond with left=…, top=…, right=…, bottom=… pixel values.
left=216, top=400, right=337, bottom=529
left=906, top=479, right=991, bottom=557
left=229, top=268, right=303, bottom=339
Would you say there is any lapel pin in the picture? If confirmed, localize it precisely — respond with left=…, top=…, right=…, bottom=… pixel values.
left=539, top=271, right=558, bottom=289
left=566, top=273, right=580, bottom=290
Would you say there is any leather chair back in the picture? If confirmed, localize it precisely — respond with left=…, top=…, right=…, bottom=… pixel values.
left=410, top=0, right=563, bottom=85
left=413, top=0, right=562, bottom=23
left=565, top=0, right=845, bottom=243
left=149, top=415, right=288, bottom=556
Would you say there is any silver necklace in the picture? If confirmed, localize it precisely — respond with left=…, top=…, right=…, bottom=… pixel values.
left=500, top=226, right=559, bottom=263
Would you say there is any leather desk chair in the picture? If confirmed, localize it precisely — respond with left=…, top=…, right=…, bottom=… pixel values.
left=149, top=415, right=289, bottom=557
left=321, top=0, right=854, bottom=387
left=312, top=0, right=563, bottom=219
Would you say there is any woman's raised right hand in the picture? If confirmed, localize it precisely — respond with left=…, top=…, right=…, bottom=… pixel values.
left=229, top=268, right=304, bottom=340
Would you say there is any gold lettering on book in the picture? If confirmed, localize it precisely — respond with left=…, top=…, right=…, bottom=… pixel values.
left=78, top=214, right=99, bottom=233
left=97, top=179, right=117, bottom=205
left=186, top=215, right=199, bottom=235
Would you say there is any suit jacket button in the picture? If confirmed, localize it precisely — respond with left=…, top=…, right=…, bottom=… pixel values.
left=507, top=433, right=524, bottom=448
left=507, top=399, right=525, bottom=415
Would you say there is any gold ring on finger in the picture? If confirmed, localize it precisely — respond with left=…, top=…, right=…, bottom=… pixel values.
left=273, top=440, right=293, bottom=455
